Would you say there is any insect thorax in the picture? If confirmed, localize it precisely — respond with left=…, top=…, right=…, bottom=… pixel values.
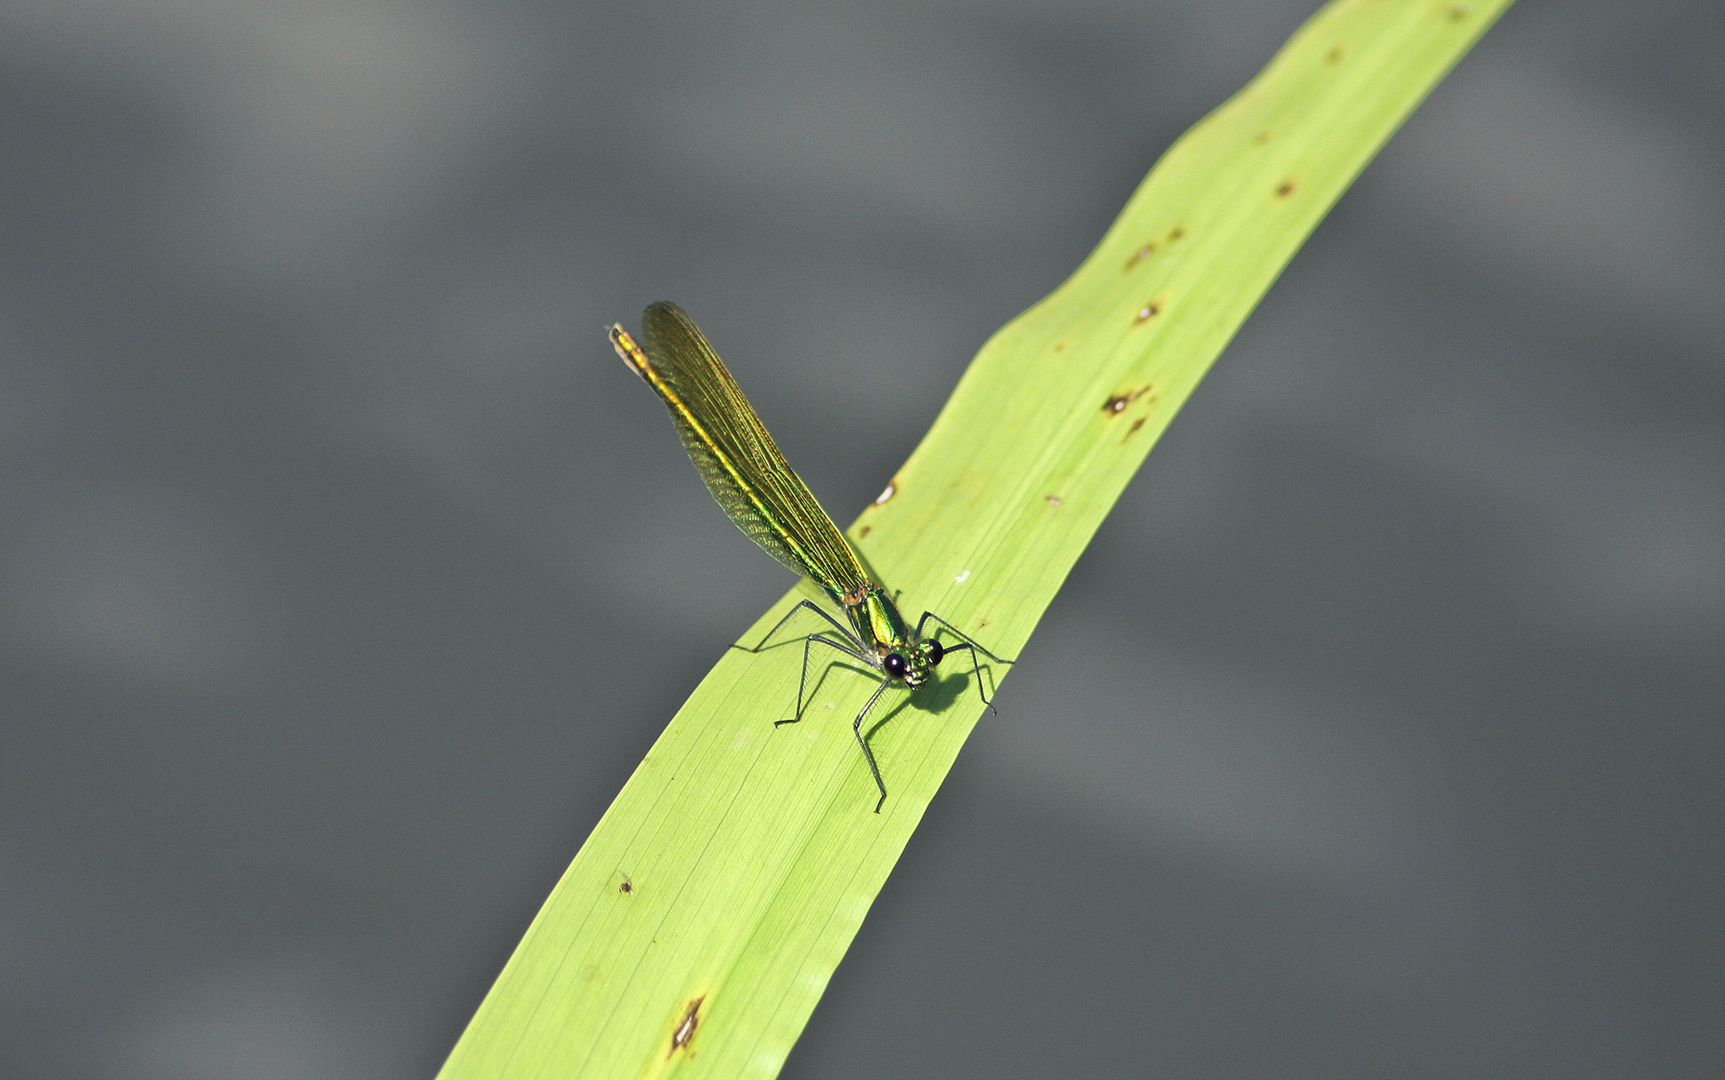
left=844, top=585, right=913, bottom=658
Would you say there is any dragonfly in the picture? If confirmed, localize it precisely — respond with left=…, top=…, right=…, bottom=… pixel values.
left=611, top=301, right=1010, bottom=811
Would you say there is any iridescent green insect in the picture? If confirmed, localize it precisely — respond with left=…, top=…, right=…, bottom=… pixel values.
left=611, top=301, right=1009, bottom=811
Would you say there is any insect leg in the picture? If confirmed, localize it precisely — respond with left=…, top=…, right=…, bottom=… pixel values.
left=915, top=611, right=1014, bottom=664
left=849, top=679, right=893, bottom=813
left=915, top=612, right=1013, bottom=713
left=776, top=632, right=874, bottom=726
left=736, top=599, right=857, bottom=655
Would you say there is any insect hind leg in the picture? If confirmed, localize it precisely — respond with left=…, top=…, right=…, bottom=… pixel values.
left=734, top=599, right=857, bottom=656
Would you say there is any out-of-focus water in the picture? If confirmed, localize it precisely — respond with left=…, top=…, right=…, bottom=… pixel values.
left=1, top=2, right=1720, bottom=1077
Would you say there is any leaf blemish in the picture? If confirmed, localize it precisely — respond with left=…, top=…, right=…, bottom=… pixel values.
left=1045, top=494, right=1062, bottom=507
left=1253, top=130, right=1272, bottom=145
left=1133, top=300, right=1162, bottom=324
left=1168, top=226, right=1185, bottom=242
left=1123, top=417, right=1146, bottom=443
left=873, top=481, right=897, bottom=505
left=1103, top=383, right=1156, bottom=415
left=1276, top=178, right=1297, bottom=198
left=669, top=996, right=704, bottom=1057
left=1326, top=45, right=1344, bottom=64
left=1125, top=243, right=1155, bottom=269
left=858, top=525, right=870, bottom=538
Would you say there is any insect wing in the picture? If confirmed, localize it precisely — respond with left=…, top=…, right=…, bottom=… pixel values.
left=634, top=302, right=868, bottom=598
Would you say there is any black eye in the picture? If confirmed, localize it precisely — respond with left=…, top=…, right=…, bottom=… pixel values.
left=925, top=640, right=944, bottom=665
left=883, top=653, right=909, bottom=679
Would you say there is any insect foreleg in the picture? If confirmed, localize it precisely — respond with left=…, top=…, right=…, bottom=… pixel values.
left=915, top=612, right=1013, bottom=713
left=914, top=611, right=1013, bottom=664
left=850, top=679, right=893, bottom=813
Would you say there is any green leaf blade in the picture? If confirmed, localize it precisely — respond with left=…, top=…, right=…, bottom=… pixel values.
left=438, top=2, right=1513, bottom=1077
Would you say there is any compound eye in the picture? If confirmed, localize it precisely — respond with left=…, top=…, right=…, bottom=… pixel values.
left=883, top=653, right=909, bottom=679
left=925, top=640, right=945, bottom=666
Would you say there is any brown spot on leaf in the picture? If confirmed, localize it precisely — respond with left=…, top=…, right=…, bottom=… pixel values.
left=1125, top=243, right=1156, bottom=268
left=1045, top=494, right=1062, bottom=507
left=1326, top=45, right=1344, bottom=63
left=1103, top=383, right=1157, bottom=415
left=1123, top=417, right=1146, bottom=443
left=858, top=525, right=870, bottom=538
left=1133, top=300, right=1163, bottom=324
left=669, top=997, right=704, bottom=1057
left=1276, top=178, right=1297, bottom=198
left=1253, top=130, right=1272, bottom=145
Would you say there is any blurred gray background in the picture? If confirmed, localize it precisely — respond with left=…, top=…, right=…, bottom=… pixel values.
left=2, top=1, right=1720, bottom=1077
